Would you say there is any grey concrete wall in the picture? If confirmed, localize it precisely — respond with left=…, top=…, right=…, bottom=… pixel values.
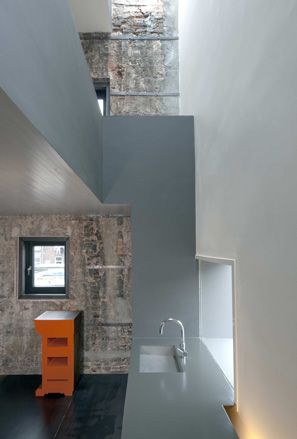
left=179, top=1, right=297, bottom=437
left=0, top=0, right=103, bottom=199
left=103, top=116, right=198, bottom=337
left=80, top=0, right=179, bottom=115
left=0, top=214, right=132, bottom=374
left=199, top=261, right=233, bottom=339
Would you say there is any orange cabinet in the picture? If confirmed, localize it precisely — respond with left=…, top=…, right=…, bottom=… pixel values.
left=35, top=311, right=81, bottom=397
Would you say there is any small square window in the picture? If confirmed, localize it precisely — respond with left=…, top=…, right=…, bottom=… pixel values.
left=19, top=238, right=69, bottom=299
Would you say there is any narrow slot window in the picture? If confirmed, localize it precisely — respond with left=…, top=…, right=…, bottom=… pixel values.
left=94, top=78, right=110, bottom=116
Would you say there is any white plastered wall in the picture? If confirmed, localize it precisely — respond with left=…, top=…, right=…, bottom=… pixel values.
left=179, top=1, right=297, bottom=438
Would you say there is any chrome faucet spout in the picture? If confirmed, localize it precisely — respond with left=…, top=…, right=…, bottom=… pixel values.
left=159, top=321, right=165, bottom=335
left=159, top=317, right=187, bottom=357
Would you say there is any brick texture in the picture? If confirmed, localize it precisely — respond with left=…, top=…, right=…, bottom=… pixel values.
left=0, top=215, right=132, bottom=374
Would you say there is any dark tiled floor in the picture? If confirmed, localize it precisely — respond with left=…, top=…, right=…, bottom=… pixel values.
left=0, top=374, right=127, bottom=439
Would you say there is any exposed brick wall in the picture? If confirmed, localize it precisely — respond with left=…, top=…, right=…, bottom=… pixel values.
left=80, top=0, right=179, bottom=115
left=0, top=214, right=132, bottom=374
left=112, top=0, right=172, bottom=35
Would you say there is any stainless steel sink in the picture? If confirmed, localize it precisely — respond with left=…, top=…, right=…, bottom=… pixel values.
left=139, top=345, right=185, bottom=373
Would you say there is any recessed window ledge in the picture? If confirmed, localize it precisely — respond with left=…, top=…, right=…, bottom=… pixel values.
left=18, top=294, right=69, bottom=300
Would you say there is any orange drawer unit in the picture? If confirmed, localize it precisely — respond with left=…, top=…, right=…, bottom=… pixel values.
left=34, top=311, right=81, bottom=397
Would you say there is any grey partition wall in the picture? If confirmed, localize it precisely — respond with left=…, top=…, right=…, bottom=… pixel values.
left=103, top=116, right=198, bottom=337
left=0, top=0, right=102, bottom=198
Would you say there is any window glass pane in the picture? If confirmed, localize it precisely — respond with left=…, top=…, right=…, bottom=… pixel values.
left=98, top=99, right=104, bottom=115
left=33, top=245, right=65, bottom=287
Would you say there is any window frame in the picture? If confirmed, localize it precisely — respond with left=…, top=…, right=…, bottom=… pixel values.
left=94, top=78, right=110, bottom=116
left=18, top=237, right=69, bottom=299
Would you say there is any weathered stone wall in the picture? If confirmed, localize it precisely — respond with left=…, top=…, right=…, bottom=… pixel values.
left=0, top=214, right=132, bottom=374
left=80, top=0, right=179, bottom=115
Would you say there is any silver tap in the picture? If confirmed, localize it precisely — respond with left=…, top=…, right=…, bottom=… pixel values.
left=159, top=317, right=187, bottom=357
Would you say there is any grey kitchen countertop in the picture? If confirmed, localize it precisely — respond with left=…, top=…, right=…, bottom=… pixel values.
left=121, top=337, right=238, bottom=439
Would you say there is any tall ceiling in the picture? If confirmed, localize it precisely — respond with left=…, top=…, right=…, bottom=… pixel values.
left=69, top=0, right=112, bottom=33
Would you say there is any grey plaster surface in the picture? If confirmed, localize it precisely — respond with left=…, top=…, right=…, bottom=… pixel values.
left=103, top=116, right=198, bottom=338
left=0, top=0, right=103, bottom=198
left=0, top=89, right=103, bottom=216
left=122, top=337, right=237, bottom=439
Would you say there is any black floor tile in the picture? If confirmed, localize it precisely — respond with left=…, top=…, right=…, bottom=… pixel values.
left=0, top=375, right=72, bottom=439
left=0, top=374, right=127, bottom=439
left=56, top=375, right=128, bottom=439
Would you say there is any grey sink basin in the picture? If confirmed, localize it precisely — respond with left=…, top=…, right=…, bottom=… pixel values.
left=139, top=345, right=185, bottom=373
